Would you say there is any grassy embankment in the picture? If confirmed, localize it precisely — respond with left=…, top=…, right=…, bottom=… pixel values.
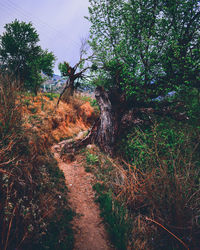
left=0, top=75, right=96, bottom=250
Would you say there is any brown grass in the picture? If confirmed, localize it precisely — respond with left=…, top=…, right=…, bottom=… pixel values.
left=21, top=93, right=96, bottom=145
left=81, top=127, right=200, bottom=249
left=0, top=74, right=95, bottom=249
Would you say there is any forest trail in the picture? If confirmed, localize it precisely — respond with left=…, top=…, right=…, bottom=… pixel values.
left=51, top=140, right=113, bottom=250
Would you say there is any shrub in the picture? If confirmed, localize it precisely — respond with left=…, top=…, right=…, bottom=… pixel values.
left=44, top=92, right=59, bottom=100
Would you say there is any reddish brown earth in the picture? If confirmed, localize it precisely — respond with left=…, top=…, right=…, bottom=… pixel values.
left=52, top=142, right=113, bottom=250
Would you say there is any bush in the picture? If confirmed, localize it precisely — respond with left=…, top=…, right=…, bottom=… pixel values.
left=44, top=92, right=59, bottom=100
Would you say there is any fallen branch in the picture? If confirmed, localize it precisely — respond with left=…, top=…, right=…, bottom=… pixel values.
left=145, top=217, right=189, bottom=250
left=60, top=120, right=99, bottom=157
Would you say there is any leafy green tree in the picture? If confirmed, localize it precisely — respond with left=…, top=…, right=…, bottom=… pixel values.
left=25, top=49, right=55, bottom=95
left=87, top=0, right=200, bottom=154
left=0, top=19, right=55, bottom=94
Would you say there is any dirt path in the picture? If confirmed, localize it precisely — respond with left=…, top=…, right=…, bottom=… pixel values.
left=51, top=142, right=113, bottom=250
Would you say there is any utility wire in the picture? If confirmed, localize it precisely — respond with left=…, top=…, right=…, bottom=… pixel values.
left=0, top=0, right=80, bottom=50
left=7, top=0, right=78, bottom=46
left=0, top=1, right=56, bottom=44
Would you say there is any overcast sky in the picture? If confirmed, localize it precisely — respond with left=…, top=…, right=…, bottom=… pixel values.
left=0, top=0, right=90, bottom=75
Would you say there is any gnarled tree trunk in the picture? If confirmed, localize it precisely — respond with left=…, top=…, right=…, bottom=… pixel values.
left=95, top=86, right=119, bottom=156
left=61, top=81, right=75, bottom=102
left=61, top=86, right=120, bottom=156
left=57, top=78, right=75, bottom=106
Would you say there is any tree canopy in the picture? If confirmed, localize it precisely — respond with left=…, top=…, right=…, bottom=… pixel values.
left=88, top=0, right=200, bottom=104
left=0, top=19, right=55, bottom=94
left=84, top=0, right=200, bottom=154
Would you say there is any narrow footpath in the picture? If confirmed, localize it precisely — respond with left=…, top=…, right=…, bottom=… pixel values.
left=51, top=141, right=113, bottom=250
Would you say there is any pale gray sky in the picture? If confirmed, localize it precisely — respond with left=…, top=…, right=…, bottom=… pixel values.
left=0, top=0, right=90, bottom=75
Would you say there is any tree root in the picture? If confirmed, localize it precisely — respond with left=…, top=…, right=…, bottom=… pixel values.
left=60, top=121, right=99, bottom=159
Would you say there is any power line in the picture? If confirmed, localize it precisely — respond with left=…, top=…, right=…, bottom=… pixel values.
left=0, top=0, right=80, bottom=50
left=0, top=0, right=89, bottom=72
left=0, top=1, right=55, bottom=44
left=6, top=0, right=71, bottom=42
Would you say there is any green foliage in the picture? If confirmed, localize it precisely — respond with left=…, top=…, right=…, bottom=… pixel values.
left=121, top=118, right=199, bottom=171
left=23, top=99, right=31, bottom=107
left=89, top=98, right=97, bottom=107
left=93, top=183, right=130, bottom=250
left=83, top=115, right=200, bottom=249
left=58, top=61, right=71, bottom=77
left=82, top=148, right=130, bottom=249
left=119, top=119, right=200, bottom=249
left=87, top=0, right=200, bottom=102
left=34, top=210, right=74, bottom=250
left=30, top=159, right=74, bottom=250
left=29, top=107, right=38, bottom=114
left=170, top=87, right=200, bottom=125
left=91, top=63, right=98, bottom=71
left=79, top=96, right=99, bottom=113
left=0, top=19, right=55, bottom=94
left=86, top=152, right=99, bottom=165
left=44, top=92, right=59, bottom=100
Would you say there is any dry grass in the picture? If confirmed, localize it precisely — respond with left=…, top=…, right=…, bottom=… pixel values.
left=82, top=124, right=200, bottom=249
left=21, top=93, right=96, bottom=145
left=0, top=74, right=96, bottom=249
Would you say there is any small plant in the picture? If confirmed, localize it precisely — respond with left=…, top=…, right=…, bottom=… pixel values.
left=90, top=98, right=98, bottom=108
left=29, top=107, right=37, bottom=114
left=23, top=99, right=31, bottom=107
left=45, top=92, right=59, bottom=100
left=79, top=95, right=99, bottom=111
left=85, top=165, right=92, bottom=173
left=86, top=152, right=99, bottom=165
left=45, top=92, right=54, bottom=100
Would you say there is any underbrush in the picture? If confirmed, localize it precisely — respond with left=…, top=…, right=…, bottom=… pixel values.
left=82, top=146, right=131, bottom=250
left=83, top=117, right=200, bottom=249
left=0, top=76, right=74, bottom=249
left=119, top=119, right=200, bottom=249
left=93, top=182, right=130, bottom=250
left=78, top=94, right=99, bottom=114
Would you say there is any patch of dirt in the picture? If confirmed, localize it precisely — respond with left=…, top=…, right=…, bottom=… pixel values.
left=52, top=143, right=113, bottom=250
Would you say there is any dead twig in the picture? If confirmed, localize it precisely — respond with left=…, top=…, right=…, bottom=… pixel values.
left=145, top=217, right=189, bottom=250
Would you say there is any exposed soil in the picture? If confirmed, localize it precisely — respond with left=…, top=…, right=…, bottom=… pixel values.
left=51, top=141, right=113, bottom=250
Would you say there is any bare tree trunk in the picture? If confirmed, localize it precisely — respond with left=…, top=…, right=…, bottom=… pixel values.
left=61, top=86, right=119, bottom=156
left=95, top=86, right=118, bottom=156
left=57, top=79, right=75, bottom=107
left=61, top=82, right=74, bottom=102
